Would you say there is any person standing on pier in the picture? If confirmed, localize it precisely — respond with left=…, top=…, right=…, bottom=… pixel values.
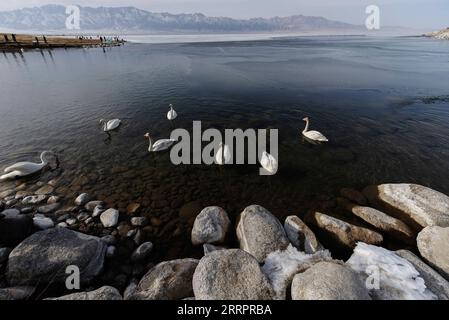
left=3, top=34, right=8, bottom=42
left=12, top=34, right=17, bottom=42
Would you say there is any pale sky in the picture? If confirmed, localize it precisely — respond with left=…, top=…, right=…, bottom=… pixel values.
left=1, top=0, right=448, bottom=29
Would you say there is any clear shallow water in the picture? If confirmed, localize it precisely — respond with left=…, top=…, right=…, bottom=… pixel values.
left=1, top=36, right=449, bottom=258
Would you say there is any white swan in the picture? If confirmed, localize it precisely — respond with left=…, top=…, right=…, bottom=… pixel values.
left=302, top=117, right=328, bottom=143
left=144, top=133, right=177, bottom=152
left=260, top=151, right=278, bottom=175
left=0, top=151, right=56, bottom=181
left=99, top=119, right=121, bottom=132
left=215, top=142, right=231, bottom=165
left=167, top=104, right=177, bottom=121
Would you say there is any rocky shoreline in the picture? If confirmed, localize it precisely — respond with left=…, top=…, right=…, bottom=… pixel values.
left=425, top=27, right=449, bottom=40
left=1, top=180, right=449, bottom=300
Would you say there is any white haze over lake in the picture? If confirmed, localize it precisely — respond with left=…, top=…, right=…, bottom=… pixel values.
left=124, top=33, right=300, bottom=44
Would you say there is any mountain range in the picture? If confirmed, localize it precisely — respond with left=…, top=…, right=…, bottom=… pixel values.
left=0, top=4, right=360, bottom=33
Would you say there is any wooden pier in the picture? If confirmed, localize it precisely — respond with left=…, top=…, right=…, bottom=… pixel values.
left=1, top=33, right=125, bottom=52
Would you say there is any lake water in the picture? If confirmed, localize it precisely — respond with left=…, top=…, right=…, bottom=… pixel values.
left=1, top=36, right=449, bottom=259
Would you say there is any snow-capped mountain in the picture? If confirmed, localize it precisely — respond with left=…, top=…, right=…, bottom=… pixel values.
left=0, top=4, right=358, bottom=32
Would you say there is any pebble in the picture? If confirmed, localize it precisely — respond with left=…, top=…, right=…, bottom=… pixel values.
left=47, top=196, right=60, bottom=204
left=127, top=229, right=137, bottom=238
left=127, top=203, right=141, bottom=215
left=92, top=205, right=105, bottom=217
left=85, top=201, right=104, bottom=212
left=131, top=217, right=148, bottom=227
left=15, top=191, right=30, bottom=199
left=33, top=215, right=55, bottom=230
left=131, top=242, right=153, bottom=262
left=22, top=195, right=47, bottom=205
left=35, top=185, right=54, bottom=195
left=66, top=218, right=77, bottom=226
left=37, top=203, right=61, bottom=214
left=100, top=208, right=119, bottom=228
left=20, top=207, right=34, bottom=214
left=6, top=199, right=17, bottom=206
left=75, top=193, right=90, bottom=206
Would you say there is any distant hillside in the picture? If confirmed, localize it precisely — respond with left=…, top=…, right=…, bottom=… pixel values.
left=426, top=27, right=449, bottom=40
left=0, top=4, right=359, bottom=33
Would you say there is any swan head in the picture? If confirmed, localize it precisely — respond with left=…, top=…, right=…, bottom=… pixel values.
left=302, top=117, right=309, bottom=121
left=99, top=119, right=106, bottom=125
left=40, top=151, right=58, bottom=166
left=144, top=133, right=150, bottom=139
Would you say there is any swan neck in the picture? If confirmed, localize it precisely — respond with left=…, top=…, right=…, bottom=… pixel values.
left=303, top=119, right=309, bottom=133
left=148, top=137, right=153, bottom=151
left=40, top=152, right=49, bottom=165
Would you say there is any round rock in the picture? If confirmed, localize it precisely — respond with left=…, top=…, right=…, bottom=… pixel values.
left=193, top=249, right=275, bottom=300
left=100, top=208, right=119, bottom=228
left=191, top=206, right=231, bottom=245
left=131, top=258, right=199, bottom=300
left=417, top=226, right=449, bottom=280
left=75, top=193, right=90, bottom=206
left=236, top=205, right=289, bottom=262
left=6, top=227, right=107, bottom=286
left=291, top=261, right=371, bottom=300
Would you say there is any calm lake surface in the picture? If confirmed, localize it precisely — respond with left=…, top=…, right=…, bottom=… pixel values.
left=1, top=36, right=449, bottom=258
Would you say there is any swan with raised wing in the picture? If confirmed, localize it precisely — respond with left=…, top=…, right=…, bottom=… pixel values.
left=0, top=151, right=57, bottom=181
left=259, top=151, right=278, bottom=175
left=99, top=119, right=121, bottom=132
left=144, top=133, right=177, bottom=152
left=302, top=117, right=328, bottom=143
left=215, top=142, right=231, bottom=165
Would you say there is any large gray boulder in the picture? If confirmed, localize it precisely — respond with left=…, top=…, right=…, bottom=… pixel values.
left=396, top=249, right=449, bottom=300
left=130, top=259, right=198, bottom=300
left=46, top=286, right=122, bottom=300
left=284, top=215, right=323, bottom=253
left=236, top=205, right=289, bottom=262
left=306, top=211, right=383, bottom=249
left=191, top=206, right=230, bottom=245
left=193, top=249, right=275, bottom=300
left=417, top=226, right=449, bottom=280
left=291, top=261, right=371, bottom=300
left=339, top=199, right=415, bottom=242
left=363, top=184, right=449, bottom=228
left=6, top=227, right=106, bottom=286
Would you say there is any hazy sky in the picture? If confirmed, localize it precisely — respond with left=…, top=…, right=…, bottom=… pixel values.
left=0, top=0, right=448, bottom=29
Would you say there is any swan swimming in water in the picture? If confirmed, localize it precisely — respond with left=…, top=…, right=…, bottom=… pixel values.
left=260, top=151, right=278, bottom=175
left=144, top=133, right=177, bottom=152
left=302, top=117, right=328, bottom=143
left=0, top=151, right=58, bottom=181
left=99, top=119, right=121, bottom=132
left=167, top=104, right=177, bottom=121
left=215, top=142, right=231, bottom=165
